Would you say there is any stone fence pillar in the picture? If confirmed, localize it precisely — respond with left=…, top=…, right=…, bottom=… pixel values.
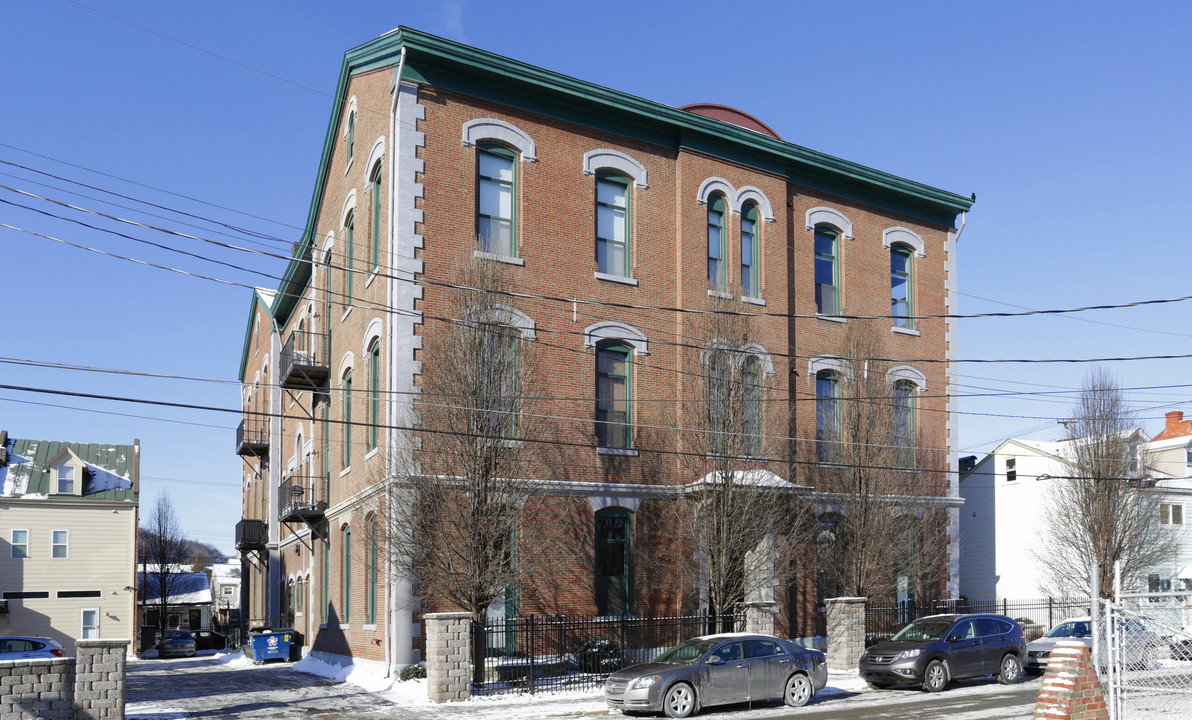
left=1032, top=641, right=1107, bottom=720
left=742, top=602, right=779, bottom=636
left=425, top=612, right=472, bottom=703
left=75, top=639, right=129, bottom=720
left=825, top=597, right=866, bottom=670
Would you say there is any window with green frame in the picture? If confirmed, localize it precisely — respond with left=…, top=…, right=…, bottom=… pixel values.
left=322, top=538, right=330, bottom=624
left=741, top=204, right=759, bottom=297
left=596, top=174, right=630, bottom=276
left=367, top=515, right=378, bottom=624
left=893, top=380, right=916, bottom=466
left=707, top=195, right=726, bottom=289
left=477, top=146, right=515, bottom=256
left=814, top=227, right=839, bottom=315
left=368, top=341, right=380, bottom=451
left=484, top=325, right=519, bottom=438
left=595, top=509, right=632, bottom=616
left=347, top=111, right=355, bottom=163
left=370, top=164, right=382, bottom=270
left=342, top=370, right=353, bottom=468
left=345, top=213, right=355, bottom=306
left=816, top=370, right=839, bottom=462
left=595, top=343, right=632, bottom=448
left=742, top=356, right=763, bottom=456
left=342, top=525, right=351, bottom=623
left=891, top=245, right=912, bottom=328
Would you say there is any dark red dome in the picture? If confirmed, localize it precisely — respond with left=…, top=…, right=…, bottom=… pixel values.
left=679, top=103, right=781, bottom=140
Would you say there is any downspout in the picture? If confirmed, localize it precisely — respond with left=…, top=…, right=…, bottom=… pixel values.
left=386, top=44, right=407, bottom=680
left=944, top=210, right=967, bottom=599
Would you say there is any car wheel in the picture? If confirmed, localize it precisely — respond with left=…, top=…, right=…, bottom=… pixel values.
left=923, top=660, right=948, bottom=692
left=784, top=673, right=812, bottom=707
left=663, top=683, right=696, bottom=718
left=998, top=654, right=1021, bottom=684
left=1142, top=647, right=1158, bottom=671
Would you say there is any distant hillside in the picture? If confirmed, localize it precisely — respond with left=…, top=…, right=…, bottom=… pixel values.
left=138, top=527, right=229, bottom=567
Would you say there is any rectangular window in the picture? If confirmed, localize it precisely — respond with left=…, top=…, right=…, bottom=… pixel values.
left=2, top=591, right=49, bottom=599
left=345, top=215, right=355, bottom=306
left=596, top=345, right=632, bottom=448
left=893, top=382, right=916, bottom=467
left=707, top=198, right=726, bottom=289
left=891, top=247, right=912, bottom=328
left=11, top=530, right=28, bottom=559
left=343, top=372, right=353, bottom=468
left=814, top=228, right=839, bottom=315
left=741, top=206, right=759, bottom=297
left=477, top=147, right=515, bottom=256
left=595, top=511, right=631, bottom=616
left=1161, top=503, right=1184, bottom=526
left=342, top=527, right=351, bottom=623
left=51, top=530, right=68, bottom=559
left=367, top=519, right=378, bottom=624
left=81, top=608, right=99, bottom=639
left=596, top=177, right=629, bottom=276
left=58, top=590, right=101, bottom=599
left=485, top=327, right=519, bottom=438
left=368, top=344, right=380, bottom=451
left=1006, top=457, right=1017, bottom=482
left=57, top=465, right=75, bottom=494
left=815, top=373, right=837, bottom=462
left=371, top=167, right=382, bottom=269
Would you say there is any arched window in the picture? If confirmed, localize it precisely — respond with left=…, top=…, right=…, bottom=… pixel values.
left=342, top=524, right=351, bottom=623
left=483, top=324, right=520, bottom=438
left=816, top=370, right=839, bottom=462
left=477, top=146, right=516, bottom=257
left=368, top=340, right=381, bottom=451
left=345, top=212, right=356, bottom=306
left=342, top=369, right=353, bottom=468
left=367, top=515, right=379, bottom=624
left=893, top=380, right=916, bottom=467
left=296, top=576, right=305, bottom=615
left=741, top=204, right=760, bottom=298
left=707, top=195, right=727, bottom=289
left=347, top=109, right=356, bottom=163
left=596, top=174, right=630, bottom=277
left=370, top=163, right=383, bottom=270
left=742, top=355, right=763, bottom=456
left=596, top=342, right=633, bottom=449
left=595, top=508, right=632, bottom=616
left=706, top=349, right=732, bottom=455
left=891, top=245, right=912, bottom=329
left=814, top=227, right=839, bottom=315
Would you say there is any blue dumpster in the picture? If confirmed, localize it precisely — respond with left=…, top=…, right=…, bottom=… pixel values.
left=249, top=629, right=292, bottom=663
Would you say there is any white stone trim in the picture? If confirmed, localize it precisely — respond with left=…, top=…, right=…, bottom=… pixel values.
left=462, top=118, right=537, bottom=162
left=594, top=271, right=638, bottom=286
left=883, top=227, right=926, bottom=257
left=585, top=321, right=649, bottom=355
left=807, top=355, right=851, bottom=381
left=463, top=303, right=537, bottom=340
left=363, top=137, right=386, bottom=184
left=733, top=186, right=776, bottom=222
left=887, top=365, right=928, bottom=391
left=739, top=343, right=776, bottom=376
left=362, top=318, right=384, bottom=357
left=340, top=189, right=357, bottom=227
left=806, top=207, right=854, bottom=239
left=583, top=149, right=647, bottom=188
left=697, top=177, right=735, bottom=206
left=337, top=353, right=355, bottom=381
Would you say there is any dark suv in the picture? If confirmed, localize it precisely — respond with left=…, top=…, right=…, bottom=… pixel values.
left=859, top=613, right=1025, bottom=692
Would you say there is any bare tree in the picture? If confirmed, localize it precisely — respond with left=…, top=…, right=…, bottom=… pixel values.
left=386, top=254, right=549, bottom=623
left=1035, top=369, right=1180, bottom=597
left=141, top=493, right=190, bottom=638
left=674, top=292, right=802, bottom=625
left=803, top=321, right=950, bottom=603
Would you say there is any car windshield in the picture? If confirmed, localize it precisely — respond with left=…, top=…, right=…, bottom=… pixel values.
left=165, top=631, right=192, bottom=641
left=891, top=619, right=955, bottom=642
left=653, top=639, right=718, bottom=665
left=1046, top=621, right=1091, bottom=638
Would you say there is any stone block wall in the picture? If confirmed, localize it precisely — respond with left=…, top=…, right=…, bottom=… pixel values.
left=1032, top=641, right=1107, bottom=720
left=825, top=597, right=866, bottom=670
left=425, top=612, right=471, bottom=702
left=0, top=638, right=128, bottom=720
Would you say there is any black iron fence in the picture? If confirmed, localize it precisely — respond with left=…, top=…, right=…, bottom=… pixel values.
left=865, top=597, right=1093, bottom=645
left=470, top=612, right=743, bottom=695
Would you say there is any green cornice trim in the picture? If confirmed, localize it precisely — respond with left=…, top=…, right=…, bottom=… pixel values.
left=237, top=289, right=272, bottom=383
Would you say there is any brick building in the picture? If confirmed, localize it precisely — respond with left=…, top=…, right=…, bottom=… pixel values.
left=235, top=28, right=973, bottom=672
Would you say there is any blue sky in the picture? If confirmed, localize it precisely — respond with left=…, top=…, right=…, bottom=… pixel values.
left=4, top=1, right=1191, bottom=555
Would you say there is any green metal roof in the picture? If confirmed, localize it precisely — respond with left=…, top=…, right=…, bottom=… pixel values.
left=1, top=436, right=138, bottom=502
left=268, top=26, right=975, bottom=325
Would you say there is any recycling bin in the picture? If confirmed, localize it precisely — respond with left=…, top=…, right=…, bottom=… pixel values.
left=249, top=629, right=292, bottom=663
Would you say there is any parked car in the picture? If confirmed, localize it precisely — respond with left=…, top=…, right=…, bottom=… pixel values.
left=1026, top=616, right=1160, bottom=673
left=191, top=630, right=227, bottom=652
left=603, top=633, right=827, bottom=718
left=0, top=636, right=64, bottom=660
left=157, top=630, right=197, bottom=658
left=859, top=613, right=1025, bottom=692
left=1170, top=637, right=1192, bottom=661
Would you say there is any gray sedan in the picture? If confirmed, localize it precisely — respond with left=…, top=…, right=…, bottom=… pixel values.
left=603, top=633, right=827, bottom=718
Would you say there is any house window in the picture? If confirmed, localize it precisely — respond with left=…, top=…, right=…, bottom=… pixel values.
left=368, top=341, right=380, bottom=451
left=741, top=204, right=759, bottom=298
left=342, top=370, right=353, bottom=468
left=484, top=325, right=520, bottom=438
left=595, top=509, right=631, bottom=616
left=596, top=343, right=632, bottom=448
left=814, top=227, right=839, bottom=315
left=56, top=465, right=76, bottom=494
left=80, top=608, right=99, bottom=640
left=370, top=164, right=383, bottom=270
left=891, top=245, right=912, bottom=328
left=707, top=195, right=726, bottom=289
left=51, top=530, right=68, bottom=559
left=815, top=371, right=838, bottom=461
left=477, top=146, right=515, bottom=257
left=1006, top=457, right=1017, bottom=482
left=742, top=356, right=763, bottom=456
left=345, top=213, right=355, bottom=306
left=11, top=530, right=28, bottom=559
left=367, top=516, right=378, bottom=624
left=893, top=380, right=916, bottom=467
left=342, top=525, right=351, bottom=623
left=596, top=175, right=630, bottom=277
left=1161, top=503, right=1185, bottom=526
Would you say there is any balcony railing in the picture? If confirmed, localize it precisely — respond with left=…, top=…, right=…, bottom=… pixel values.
left=235, top=519, right=268, bottom=550
left=280, top=330, right=329, bottom=390
left=279, top=474, right=329, bottom=524
left=235, top=418, right=269, bottom=456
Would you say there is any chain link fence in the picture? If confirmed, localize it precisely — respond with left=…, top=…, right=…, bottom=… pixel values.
left=1101, top=594, right=1192, bottom=720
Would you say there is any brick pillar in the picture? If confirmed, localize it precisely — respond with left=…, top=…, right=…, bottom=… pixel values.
left=1032, top=641, right=1107, bottom=720
left=74, top=639, right=129, bottom=720
left=825, top=597, right=866, bottom=671
left=425, top=612, right=472, bottom=703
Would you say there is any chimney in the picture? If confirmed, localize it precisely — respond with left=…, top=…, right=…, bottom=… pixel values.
left=1153, top=411, right=1192, bottom=441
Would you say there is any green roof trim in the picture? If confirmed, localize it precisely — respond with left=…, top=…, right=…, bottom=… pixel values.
left=269, top=27, right=975, bottom=326
left=2, top=437, right=138, bottom=502
left=237, top=288, right=277, bottom=383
